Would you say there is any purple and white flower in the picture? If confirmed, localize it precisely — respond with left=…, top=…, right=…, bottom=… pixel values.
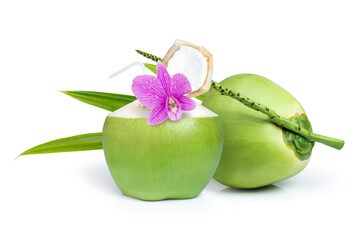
left=132, top=62, right=196, bottom=125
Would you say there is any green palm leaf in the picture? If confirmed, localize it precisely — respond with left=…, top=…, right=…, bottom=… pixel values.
left=62, top=91, right=136, bottom=111
left=18, top=133, right=103, bottom=158
left=144, top=63, right=157, bottom=74
left=196, top=92, right=209, bottom=101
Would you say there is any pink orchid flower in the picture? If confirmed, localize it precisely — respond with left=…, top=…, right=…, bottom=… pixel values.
left=132, top=62, right=196, bottom=125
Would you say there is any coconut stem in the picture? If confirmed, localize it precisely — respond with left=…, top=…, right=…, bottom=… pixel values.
left=211, top=81, right=344, bottom=150
left=135, top=50, right=163, bottom=62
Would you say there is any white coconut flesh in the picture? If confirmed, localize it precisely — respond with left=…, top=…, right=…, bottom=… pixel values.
left=109, top=100, right=218, bottom=119
left=163, top=40, right=213, bottom=98
left=166, top=46, right=207, bottom=92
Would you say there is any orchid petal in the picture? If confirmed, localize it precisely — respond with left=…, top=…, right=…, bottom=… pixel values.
left=157, top=62, right=172, bottom=96
left=166, top=96, right=182, bottom=121
left=171, top=73, right=192, bottom=98
left=132, top=75, right=166, bottom=109
left=148, top=104, right=168, bottom=125
left=178, top=96, right=196, bottom=111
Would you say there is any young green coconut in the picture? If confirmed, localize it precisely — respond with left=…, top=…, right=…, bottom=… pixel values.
left=202, top=75, right=343, bottom=188
left=103, top=100, right=223, bottom=200
left=103, top=61, right=223, bottom=200
left=17, top=40, right=221, bottom=201
left=138, top=40, right=344, bottom=189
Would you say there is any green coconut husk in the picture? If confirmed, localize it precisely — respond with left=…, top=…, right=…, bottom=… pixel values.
left=102, top=101, right=223, bottom=200
left=202, top=74, right=344, bottom=188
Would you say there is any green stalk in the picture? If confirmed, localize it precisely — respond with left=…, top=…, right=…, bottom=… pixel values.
left=135, top=50, right=163, bottom=62
left=211, top=81, right=344, bottom=150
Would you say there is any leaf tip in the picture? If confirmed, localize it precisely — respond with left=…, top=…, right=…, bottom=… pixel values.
left=60, top=91, right=73, bottom=97
left=15, top=152, right=24, bottom=160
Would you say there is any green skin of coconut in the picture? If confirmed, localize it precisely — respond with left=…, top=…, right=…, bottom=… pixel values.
left=102, top=101, right=223, bottom=201
left=202, top=74, right=313, bottom=188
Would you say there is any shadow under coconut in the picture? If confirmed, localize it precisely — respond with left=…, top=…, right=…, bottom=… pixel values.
left=80, top=160, right=120, bottom=196
left=205, top=178, right=229, bottom=192
left=220, top=184, right=288, bottom=195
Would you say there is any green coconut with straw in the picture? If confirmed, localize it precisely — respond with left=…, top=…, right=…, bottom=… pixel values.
left=101, top=59, right=223, bottom=200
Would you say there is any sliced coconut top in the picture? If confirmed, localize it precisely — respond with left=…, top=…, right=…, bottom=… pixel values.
left=109, top=100, right=218, bottom=119
left=162, top=40, right=213, bottom=98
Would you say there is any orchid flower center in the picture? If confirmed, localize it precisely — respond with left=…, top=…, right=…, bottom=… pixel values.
left=168, top=97, right=178, bottom=113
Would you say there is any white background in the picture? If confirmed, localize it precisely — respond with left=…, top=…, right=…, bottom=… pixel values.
left=1, top=1, right=359, bottom=239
